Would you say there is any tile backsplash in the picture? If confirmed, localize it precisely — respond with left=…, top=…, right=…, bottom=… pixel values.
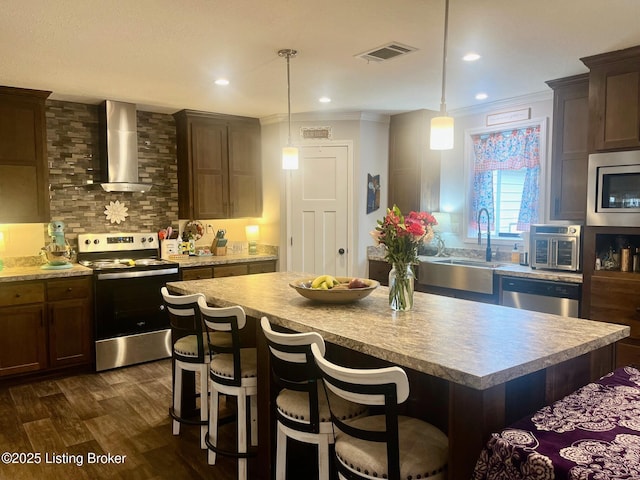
left=46, top=100, right=179, bottom=246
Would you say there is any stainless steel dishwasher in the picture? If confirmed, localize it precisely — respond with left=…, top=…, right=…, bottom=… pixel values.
left=501, top=276, right=581, bottom=317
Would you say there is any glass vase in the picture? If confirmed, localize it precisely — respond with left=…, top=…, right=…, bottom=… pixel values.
left=388, top=263, right=414, bottom=311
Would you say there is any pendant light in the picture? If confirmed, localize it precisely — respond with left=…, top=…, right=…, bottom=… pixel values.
left=279, top=49, right=299, bottom=170
left=430, top=0, right=454, bottom=150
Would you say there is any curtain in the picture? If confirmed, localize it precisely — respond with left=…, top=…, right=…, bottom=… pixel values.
left=469, top=125, right=540, bottom=231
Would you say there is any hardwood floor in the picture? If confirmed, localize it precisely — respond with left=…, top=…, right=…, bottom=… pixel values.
left=0, top=360, right=260, bottom=479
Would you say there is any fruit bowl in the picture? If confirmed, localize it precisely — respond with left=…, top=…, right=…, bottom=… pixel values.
left=289, top=277, right=379, bottom=304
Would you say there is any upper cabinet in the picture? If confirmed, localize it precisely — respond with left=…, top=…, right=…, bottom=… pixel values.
left=546, top=74, right=589, bottom=221
left=582, top=45, right=640, bottom=152
left=0, top=86, right=51, bottom=223
left=173, top=110, right=262, bottom=219
left=388, top=110, right=440, bottom=213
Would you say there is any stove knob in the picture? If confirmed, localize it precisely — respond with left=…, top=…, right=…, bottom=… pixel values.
left=93, top=239, right=100, bottom=245
left=147, top=237, right=154, bottom=243
left=84, top=239, right=91, bottom=245
left=141, top=237, right=146, bottom=243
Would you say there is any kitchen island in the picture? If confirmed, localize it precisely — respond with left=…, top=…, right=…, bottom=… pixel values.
left=167, top=271, right=629, bottom=480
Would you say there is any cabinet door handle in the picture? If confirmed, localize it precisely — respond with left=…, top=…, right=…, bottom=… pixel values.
left=67, top=287, right=73, bottom=292
left=15, top=293, right=21, bottom=298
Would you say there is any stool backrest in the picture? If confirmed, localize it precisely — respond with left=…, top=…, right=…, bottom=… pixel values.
left=310, top=342, right=410, bottom=480
left=197, top=297, right=246, bottom=387
left=260, top=317, right=326, bottom=432
left=161, top=287, right=207, bottom=363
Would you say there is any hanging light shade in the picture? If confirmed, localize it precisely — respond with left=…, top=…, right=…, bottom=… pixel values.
left=430, top=115, right=454, bottom=150
left=430, top=0, right=454, bottom=150
left=279, top=49, right=299, bottom=170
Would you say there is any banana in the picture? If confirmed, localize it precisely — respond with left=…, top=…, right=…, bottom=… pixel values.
left=311, top=275, right=329, bottom=289
left=311, top=274, right=339, bottom=289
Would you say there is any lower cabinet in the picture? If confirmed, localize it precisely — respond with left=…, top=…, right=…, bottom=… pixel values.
left=180, top=260, right=277, bottom=281
left=589, top=274, right=640, bottom=367
left=0, top=303, right=47, bottom=376
left=0, top=277, right=92, bottom=378
left=368, top=260, right=392, bottom=286
left=47, top=278, right=92, bottom=368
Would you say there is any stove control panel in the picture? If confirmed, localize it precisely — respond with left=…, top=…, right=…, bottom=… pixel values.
left=78, top=233, right=158, bottom=253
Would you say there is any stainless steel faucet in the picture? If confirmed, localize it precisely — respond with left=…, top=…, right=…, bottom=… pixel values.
left=477, top=208, right=492, bottom=262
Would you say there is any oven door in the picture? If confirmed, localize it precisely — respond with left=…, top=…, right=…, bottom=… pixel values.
left=94, top=268, right=179, bottom=340
left=531, top=236, right=579, bottom=271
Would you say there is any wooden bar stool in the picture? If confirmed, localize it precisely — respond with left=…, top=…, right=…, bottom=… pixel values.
left=311, top=343, right=449, bottom=480
left=198, top=297, right=257, bottom=480
left=261, top=317, right=367, bottom=480
left=161, top=287, right=210, bottom=449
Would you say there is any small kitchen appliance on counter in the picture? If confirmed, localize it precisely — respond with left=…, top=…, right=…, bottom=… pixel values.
left=40, top=221, right=73, bottom=269
left=530, top=224, right=582, bottom=272
left=77, top=232, right=179, bottom=371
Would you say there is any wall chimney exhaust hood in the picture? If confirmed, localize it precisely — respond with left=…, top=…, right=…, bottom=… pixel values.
left=98, top=100, right=151, bottom=193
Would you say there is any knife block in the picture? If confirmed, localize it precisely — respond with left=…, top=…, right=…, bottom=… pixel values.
left=214, top=246, right=227, bottom=256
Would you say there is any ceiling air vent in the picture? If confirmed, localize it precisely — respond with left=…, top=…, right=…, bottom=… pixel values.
left=356, top=42, right=418, bottom=63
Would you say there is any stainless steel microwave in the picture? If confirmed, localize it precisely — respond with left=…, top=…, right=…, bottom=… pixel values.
left=587, top=151, right=640, bottom=226
left=530, top=224, right=581, bottom=272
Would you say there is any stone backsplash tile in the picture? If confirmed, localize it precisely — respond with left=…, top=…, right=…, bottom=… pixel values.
left=46, top=100, right=179, bottom=247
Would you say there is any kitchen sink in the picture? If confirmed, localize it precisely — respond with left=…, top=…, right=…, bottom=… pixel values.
left=418, top=258, right=502, bottom=294
left=429, top=258, right=503, bottom=269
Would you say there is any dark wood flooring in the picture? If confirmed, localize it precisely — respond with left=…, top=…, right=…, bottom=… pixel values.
left=0, top=359, right=261, bottom=479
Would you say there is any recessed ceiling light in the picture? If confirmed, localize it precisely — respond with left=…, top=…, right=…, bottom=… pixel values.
left=463, top=53, right=481, bottom=62
left=318, top=96, right=331, bottom=103
left=475, top=93, right=488, bottom=100
left=214, top=78, right=229, bottom=86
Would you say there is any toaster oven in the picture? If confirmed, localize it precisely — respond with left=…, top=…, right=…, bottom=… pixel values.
left=530, top=224, right=581, bottom=272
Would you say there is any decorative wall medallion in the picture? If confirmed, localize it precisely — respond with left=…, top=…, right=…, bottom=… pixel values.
left=104, top=200, right=129, bottom=224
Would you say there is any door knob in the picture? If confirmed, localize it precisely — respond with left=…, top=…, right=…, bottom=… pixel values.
left=338, top=248, right=345, bottom=255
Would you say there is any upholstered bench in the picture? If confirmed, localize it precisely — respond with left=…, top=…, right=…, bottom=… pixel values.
left=472, top=365, right=640, bottom=480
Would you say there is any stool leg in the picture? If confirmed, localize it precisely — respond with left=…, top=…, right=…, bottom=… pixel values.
left=318, top=434, right=330, bottom=480
left=173, top=364, right=182, bottom=435
left=275, top=421, right=287, bottom=480
left=199, top=365, right=208, bottom=449
left=237, top=389, right=248, bottom=480
left=249, top=394, right=258, bottom=447
left=207, top=381, right=219, bottom=465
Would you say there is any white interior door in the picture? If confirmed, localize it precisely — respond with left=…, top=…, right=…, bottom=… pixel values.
left=290, top=145, right=349, bottom=276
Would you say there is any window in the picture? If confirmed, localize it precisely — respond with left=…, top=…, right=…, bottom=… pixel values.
left=465, top=118, right=546, bottom=240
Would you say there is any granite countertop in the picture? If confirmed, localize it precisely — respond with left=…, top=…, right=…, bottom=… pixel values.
left=369, top=247, right=583, bottom=284
left=419, top=256, right=584, bottom=284
left=173, top=252, right=278, bottom=267
left=0, top=264, right=93, bottom=282
left=167, top=271, right=628, bottom=390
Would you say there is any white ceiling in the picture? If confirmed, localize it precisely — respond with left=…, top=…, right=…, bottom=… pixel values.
left=2, top=0, right=640, bottom=118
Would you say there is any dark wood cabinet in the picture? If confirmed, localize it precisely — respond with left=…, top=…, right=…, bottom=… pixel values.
left=368, top=259, right=392, bottom=285
left=0, top=86, right=51, bottom=223
left=583, top=225, right=640, bottom=367
left=180, top=260, right=276, bottom=281
left=0, top=277, right=92, bottom=378
left=388, top=110, right=441, bottom=213
left=581, top=45, right=640, bottom=152
left=46, top=278, right=92, bottom=367
left=0, top=282, right=47, bottom=376
left=546, top=74, right=589, bottom=221
left=174, top=110, right=262, bottom=219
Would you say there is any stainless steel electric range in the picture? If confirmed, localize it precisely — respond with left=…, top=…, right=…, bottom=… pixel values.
left=77, top=232, right=179, bottom=371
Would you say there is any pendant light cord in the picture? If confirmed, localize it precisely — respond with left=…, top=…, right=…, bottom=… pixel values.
left=278, top=49, right=297, bottom=146
left=286, top=54, right=292, bottom=145
left=439, top=0, right=450, bottom=114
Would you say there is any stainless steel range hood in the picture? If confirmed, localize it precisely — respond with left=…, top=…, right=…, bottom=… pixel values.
left=98, top=100, right=151, bottom=193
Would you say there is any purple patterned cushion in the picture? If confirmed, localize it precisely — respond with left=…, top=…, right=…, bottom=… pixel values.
left=473, top=366, right=640, bottom=480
